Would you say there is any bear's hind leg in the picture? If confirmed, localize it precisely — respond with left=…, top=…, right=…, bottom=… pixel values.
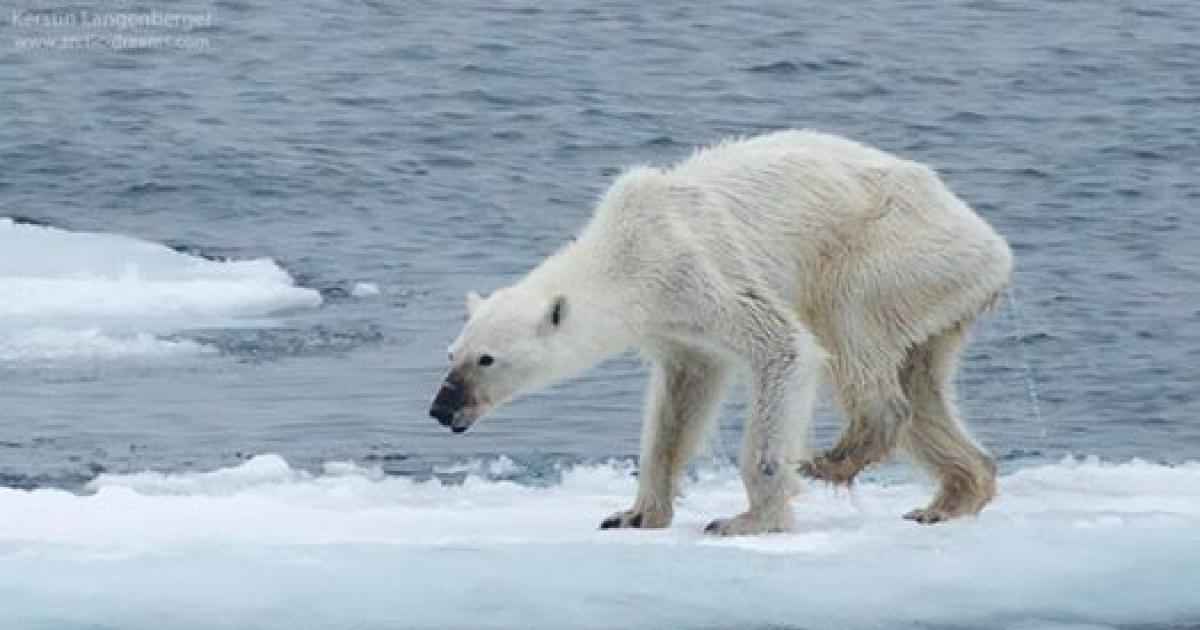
left=899, top=321, right=996, bottom=524
left=800, top=375, right=909, bottom=485
left=601, top=345, right=728, bottom=530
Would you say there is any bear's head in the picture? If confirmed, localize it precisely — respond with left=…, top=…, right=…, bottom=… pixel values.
left=429, top=286, right=602, bottom=433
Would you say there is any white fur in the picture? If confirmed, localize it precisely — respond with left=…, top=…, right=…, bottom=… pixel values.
left=444, top=130, right=1012, bottom=534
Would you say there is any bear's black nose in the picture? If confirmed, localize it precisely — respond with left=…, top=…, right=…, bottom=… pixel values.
left=429, top=405, right=455, bottom=426
left=430, top=373, right=469, bottom=428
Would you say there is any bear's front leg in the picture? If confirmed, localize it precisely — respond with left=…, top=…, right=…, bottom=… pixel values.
left=704, top=421, right=801, bottom=536
left=703, top=458, right=797, bottom=535
left=703, top=313, right=823, bottom=536
left=602, top=346, right=728, bottom=530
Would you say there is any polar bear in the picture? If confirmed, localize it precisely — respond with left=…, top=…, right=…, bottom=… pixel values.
left=429, top=130, right=1011, bottom=535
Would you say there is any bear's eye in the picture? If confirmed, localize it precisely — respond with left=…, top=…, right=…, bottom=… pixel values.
left=478, top=354, right=495, bottom=367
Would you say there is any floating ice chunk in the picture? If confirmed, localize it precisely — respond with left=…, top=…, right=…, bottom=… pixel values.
left=0, top=327, right=214, bottom=361
left=350, top=281, right=381, bottom=297
left=0, top=217, right=321, bottom=360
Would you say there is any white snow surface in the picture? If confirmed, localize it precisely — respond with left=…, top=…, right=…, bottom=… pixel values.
left=0, top=455, right=1197, bottom=629
left=0, top=217, right=321, bottom=360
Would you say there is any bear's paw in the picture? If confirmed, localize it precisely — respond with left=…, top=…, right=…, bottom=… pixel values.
left=902, top=507, right=951, bottom=525
left=599, top=507, right=672, bottom=530
left=703, top=510, right=793, bottom=536
left=797, top=451, right=868, bottom=485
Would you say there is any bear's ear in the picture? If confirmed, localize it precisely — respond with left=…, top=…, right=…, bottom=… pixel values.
left=466, top=291, right=484, bottom=317
left=549, top=296, right=566, bottom=327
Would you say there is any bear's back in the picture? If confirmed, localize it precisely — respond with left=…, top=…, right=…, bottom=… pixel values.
left=668, top=129, right=907, bottom=185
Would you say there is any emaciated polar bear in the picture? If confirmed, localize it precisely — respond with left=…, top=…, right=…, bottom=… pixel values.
left=429, top=130, right=1012, bottom=535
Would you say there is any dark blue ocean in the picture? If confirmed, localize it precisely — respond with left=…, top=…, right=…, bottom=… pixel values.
left=0, top=2, right=1198, bottom=628
left=3, top=0, right=1197, bottom=484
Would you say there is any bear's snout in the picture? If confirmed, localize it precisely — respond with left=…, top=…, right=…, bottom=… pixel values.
left=430, top=373, right=470, bottom=432
left=429, top=403, right=455, bottom=426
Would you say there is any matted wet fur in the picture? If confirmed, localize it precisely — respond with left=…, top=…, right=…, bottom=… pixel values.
left=800, top=317, right=998, bottom=524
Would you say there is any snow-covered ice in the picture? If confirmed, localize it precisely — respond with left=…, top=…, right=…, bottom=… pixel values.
left=0, top=218, right=320, bottom=361
left=0, top=327, right=216, bottom=361
left=0, top=455, right=1196, bottom=629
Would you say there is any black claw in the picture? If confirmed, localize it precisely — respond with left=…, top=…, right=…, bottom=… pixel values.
left=628, top=513, right=642, bottom=528
left=903, top=510, right=944, bottom=525
left=600, top=516, right=621, bottom=530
